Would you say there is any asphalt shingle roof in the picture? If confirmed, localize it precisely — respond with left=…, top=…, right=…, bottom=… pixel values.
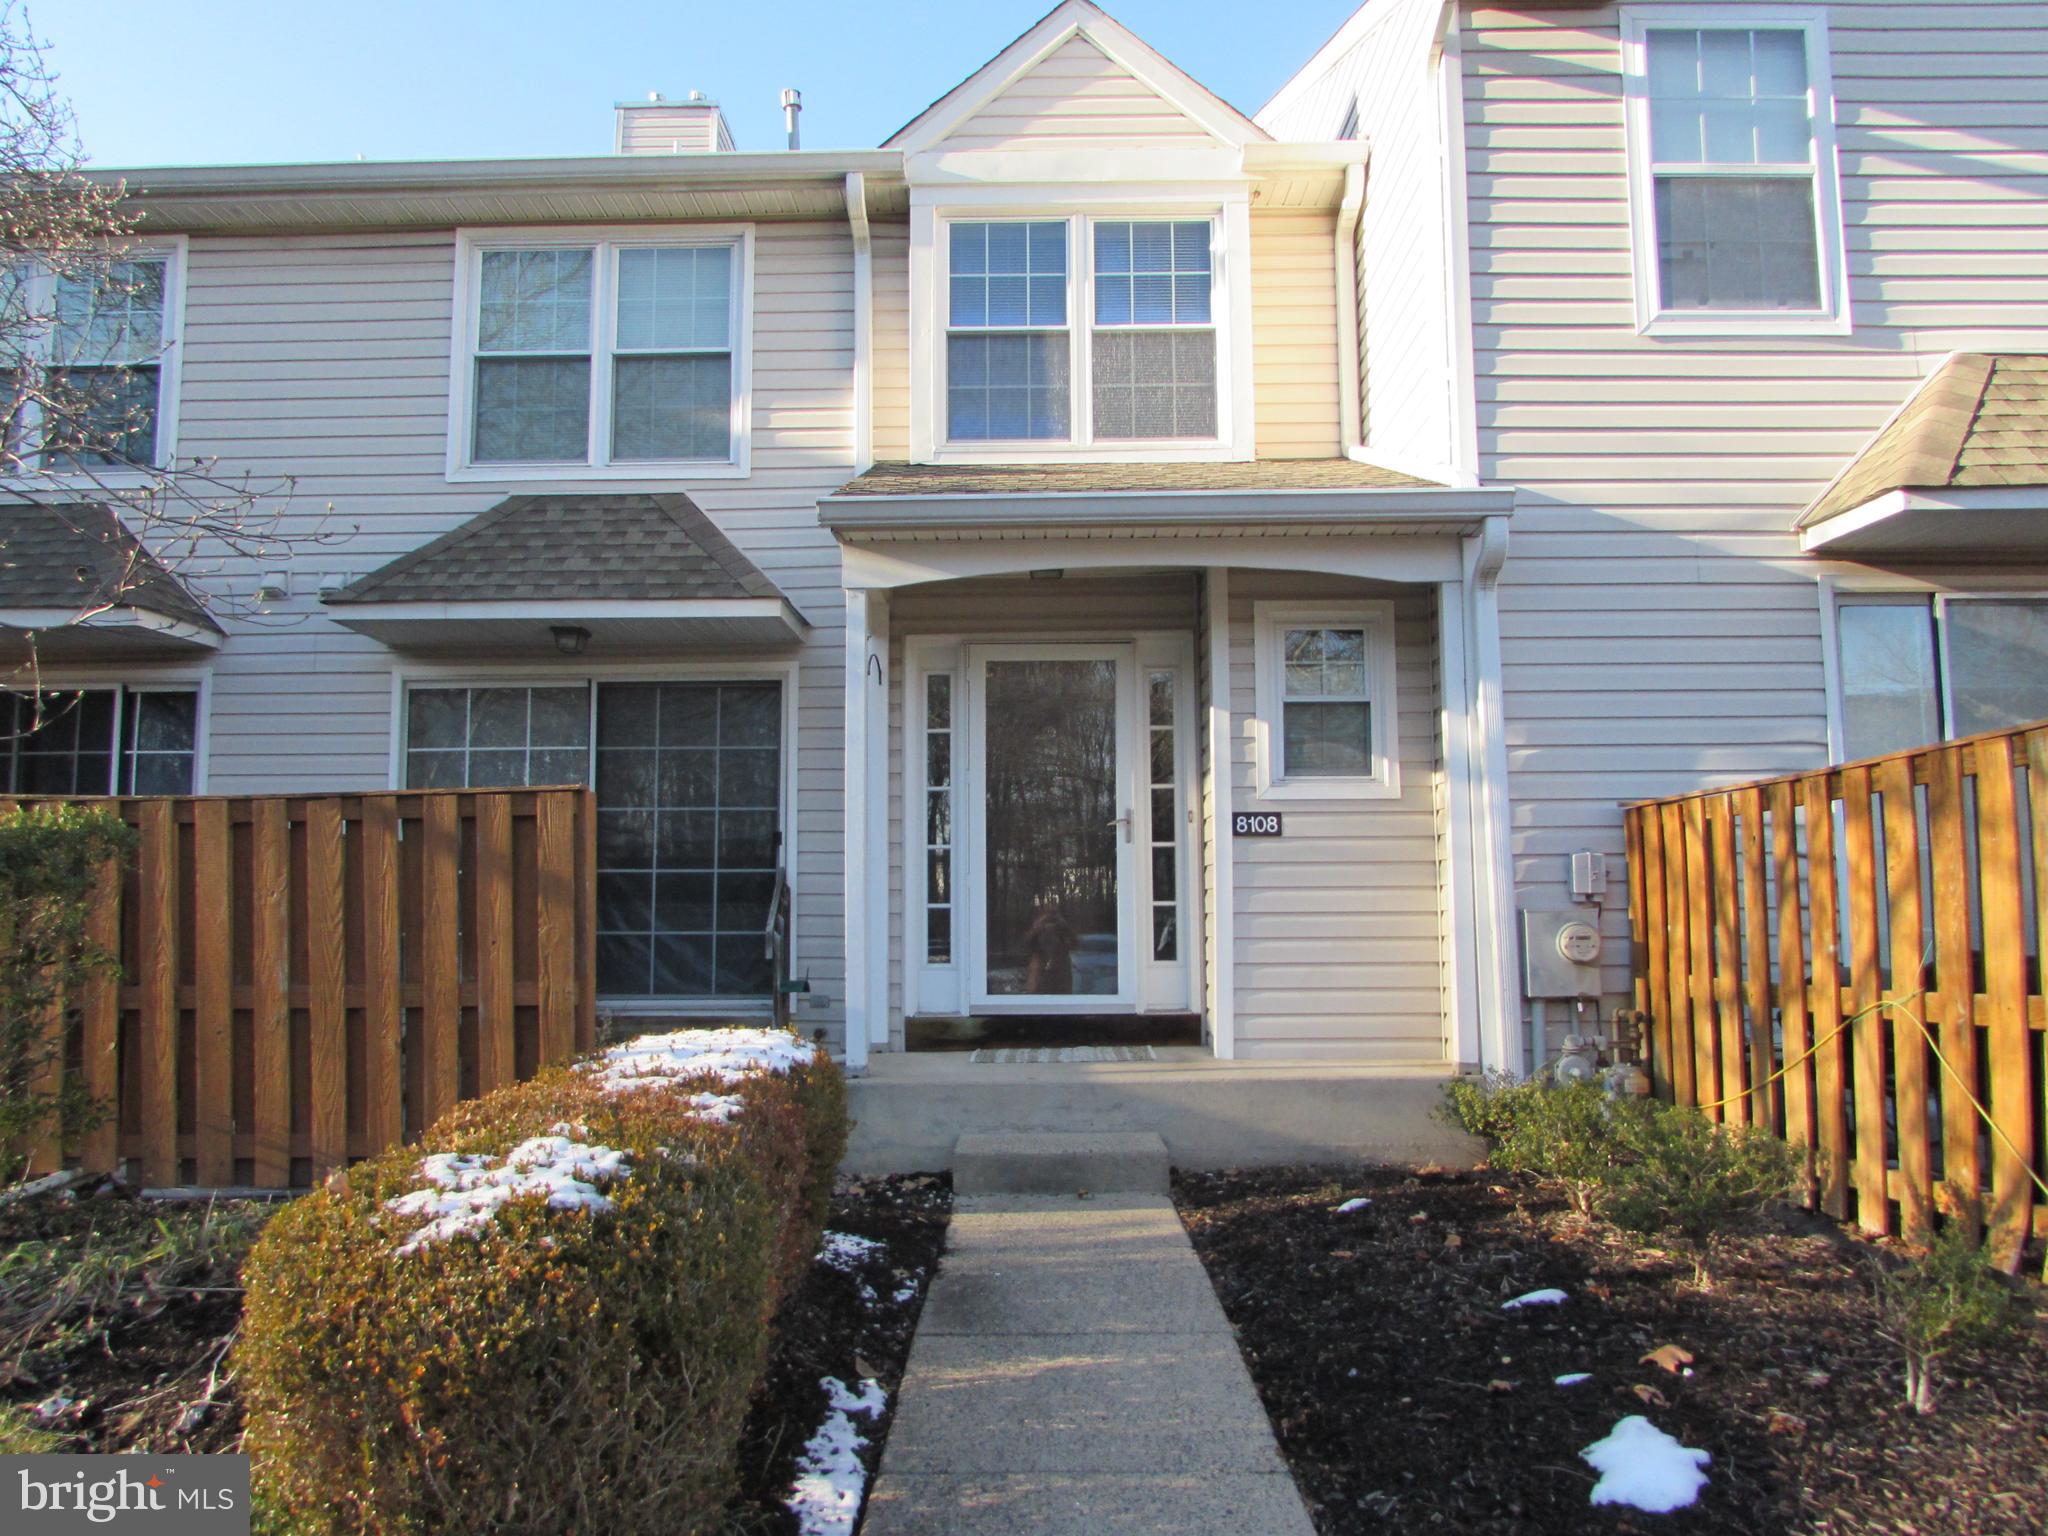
left=0, top=502, right=220, bottom=631
left=1799, top=354, right=2048, bottom=529
left=329, top=492, right=785, bottom=605
left=832, top=458, right=1440, bottom=497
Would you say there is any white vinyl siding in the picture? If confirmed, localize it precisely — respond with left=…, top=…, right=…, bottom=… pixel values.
left=166, top=222, right=857, bottom=1049
left=941, top=34, right=1219, bottom=152
left=1249, top=211, right=1343, bottom=459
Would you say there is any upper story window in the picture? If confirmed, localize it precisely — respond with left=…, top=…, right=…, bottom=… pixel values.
left=450, top=229, right=751, bottom=481
left=1833, top=594, right=2048, bottom=760
left=3, top=245, right=184, bottom=474
left=1621, top=9, right=1847, bottom=335
left=933, top=212, right=1234, bottom=458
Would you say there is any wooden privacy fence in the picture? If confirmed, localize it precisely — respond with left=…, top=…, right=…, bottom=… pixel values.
left=13, top=787, right=597, bottom=1190
left=1623, top=722, right=2048, bottom=1268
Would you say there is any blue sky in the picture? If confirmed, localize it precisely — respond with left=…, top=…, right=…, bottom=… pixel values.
left=37, top=1, right=1355, bottom=169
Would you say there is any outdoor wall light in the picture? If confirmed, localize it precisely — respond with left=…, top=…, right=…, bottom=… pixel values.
left=551, top=624, right=592, bottom=657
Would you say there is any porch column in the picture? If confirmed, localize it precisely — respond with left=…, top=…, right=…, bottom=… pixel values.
left=842, top=587, right=891, bottom=1072
left=1460, top=518, right=1523, bottom=1075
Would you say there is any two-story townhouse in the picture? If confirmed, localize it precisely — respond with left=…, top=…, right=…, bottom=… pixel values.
left=4, top=0, right=2041, bottom=1118
left=1264, top=0, right=2048, bottom=1062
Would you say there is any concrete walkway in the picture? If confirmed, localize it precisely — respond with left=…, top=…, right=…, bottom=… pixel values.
left=861, top=1193, right=1317, bottom=1535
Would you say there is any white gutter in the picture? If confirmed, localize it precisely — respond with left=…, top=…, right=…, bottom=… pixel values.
left=90, top=150, right=904, bottom=196
left=845, top=173, right=874, bottom=475
left=821, top=483, right=1515, bottom=531
left=1334, top=161, right=1366, bottom=455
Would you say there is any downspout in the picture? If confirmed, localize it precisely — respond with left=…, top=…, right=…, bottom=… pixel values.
left=1333, top=159, right=1365, bottom=455
left=844, top=171, right=873, bottom=474
left=1465, top=513, right=1522, bottom=1075
left=1433, top=3, right=1483, bottom=487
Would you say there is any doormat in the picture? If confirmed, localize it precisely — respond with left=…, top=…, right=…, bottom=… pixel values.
left=967, top=1045, right=1160, bottom=1064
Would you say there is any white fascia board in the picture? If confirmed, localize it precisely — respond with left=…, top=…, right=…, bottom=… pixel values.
left=0, top=607, right=223, bottom=648
left=93, top=150, right=903, bottom=196
left=1798, top=485, right=2048, bottom=553
left=326, top=597, right=807, bottom=628
left=820, top=484, right=1516, bottom=530
left=1256, top=0, right=1410, bottom=126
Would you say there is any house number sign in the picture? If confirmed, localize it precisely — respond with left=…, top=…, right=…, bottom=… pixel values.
left=1233, top=812, right=1283, bottom=837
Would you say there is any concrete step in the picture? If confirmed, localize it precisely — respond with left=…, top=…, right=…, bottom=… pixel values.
left=952, top=1132, right=1170, bottom=1195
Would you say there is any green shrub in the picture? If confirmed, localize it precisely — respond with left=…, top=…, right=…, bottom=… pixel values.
left=0, top=804, right=136, bottom=1180
left=1878, top=1225, right=2034, bottom=1415
left=1600, top=1103, right=1798, bottom=1286
left=1436, top=1071, right=1546, bottom=1145
left=239, top=1029, right=847, bottom=1536
left=1495, top=1082, right=1643, bottom=1217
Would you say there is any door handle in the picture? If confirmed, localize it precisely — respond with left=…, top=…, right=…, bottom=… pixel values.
left=1110, top=811, right=1132, bottom=843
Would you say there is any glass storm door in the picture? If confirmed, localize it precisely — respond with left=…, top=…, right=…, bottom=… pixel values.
left=969, top=645, right=1136, bottom=1007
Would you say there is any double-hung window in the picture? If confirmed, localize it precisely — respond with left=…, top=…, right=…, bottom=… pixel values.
left=3, top=247, right=181, bottom=472
left=456, top=230, right=747, bottom=476
left=1251, top=602, right=1399, bottom=801
left=939, top=214, right=1224, bottom=451
left=1833, top=594, right=2048, bottom=760
left=1622, top=10, right=1846, bottom=332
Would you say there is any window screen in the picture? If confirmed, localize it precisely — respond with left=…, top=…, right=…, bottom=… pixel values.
left=611, top=245, right=733, bottom=461
left=403, top=686, right=592, bottom=789
left=472, top=248, right=594, bottom=462
left=1091, top=221, right=1216, bottom=440
left=1281, top=627, right=1372, bottom=777
left=946, top=222, right=1070, bottom=441
left=43, top=258, right=168, bottom=467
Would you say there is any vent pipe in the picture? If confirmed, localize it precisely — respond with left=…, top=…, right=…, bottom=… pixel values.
left=781, top=88, right=802, bottom=149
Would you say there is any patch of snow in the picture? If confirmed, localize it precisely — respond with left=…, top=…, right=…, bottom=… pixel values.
left=1581, top=1415, right=1711, bottom=1513
left=1502, top=1287, right=1569, bottom=1310
left=891, top=1276, right=921, bottom=1305
left=386, top=1135, right=630, bottom=1255
left=1555, top=1372, right=1593, bottom=1387
left=589, top=1028, right=819, bottom=1093
left=1334, top=1197, right=1373, bottom=1213
left=786, top=1375, right=887, bottom=1536
left=818, top=1230, right=886, bottom=1273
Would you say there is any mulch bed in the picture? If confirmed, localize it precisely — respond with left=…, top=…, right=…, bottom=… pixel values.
left=728, top=1171, right=952, bottom=1533
left=1175, top=1165, right=2048, bottom=1536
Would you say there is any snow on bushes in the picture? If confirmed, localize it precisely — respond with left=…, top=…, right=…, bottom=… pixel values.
left=238, top=1027, right=847, bottom=1536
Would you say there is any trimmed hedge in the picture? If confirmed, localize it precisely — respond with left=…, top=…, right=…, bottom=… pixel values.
left=239, top=1029, right=847, bottom=1536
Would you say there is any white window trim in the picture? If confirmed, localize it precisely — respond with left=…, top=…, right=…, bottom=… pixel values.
left=909, top=191, right=1254, bottom=463
left=388, top=660, right=799, bottom=1012
left=2, top=670, right=211, bottom=794
left=1, top=235, right=189, bottom=486
left=1620, top=6, right=1851, bottom=337
left=1251, top=599, right=1400, bottom=802
left=445, top=224, right=754, bottom=483
left=1824, top=583, right=2048, bottom=759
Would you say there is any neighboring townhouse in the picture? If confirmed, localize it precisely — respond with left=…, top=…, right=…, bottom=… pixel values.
left=2, top=1, right=2042, bottom=1084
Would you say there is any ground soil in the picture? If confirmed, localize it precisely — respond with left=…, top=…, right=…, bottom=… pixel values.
left=727, top=1172, right=952, bottom=1533
left=1175, top=1165, right=2048, bottom=1536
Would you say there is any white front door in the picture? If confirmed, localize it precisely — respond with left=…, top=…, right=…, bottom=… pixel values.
left=964, top=643, right=1138, bottom=1010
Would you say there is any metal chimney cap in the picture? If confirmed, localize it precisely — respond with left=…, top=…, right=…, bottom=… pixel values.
left=780, top=88, right=802, bottom=108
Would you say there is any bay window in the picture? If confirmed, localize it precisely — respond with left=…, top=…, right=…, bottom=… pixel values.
left=938, top=213, right=1225, bottom=451
left=1622, top=10, right=1847, bottom=332
left=1834, top=595, right=2048, bottom=760
left=454, top=230, right=747, bottom=476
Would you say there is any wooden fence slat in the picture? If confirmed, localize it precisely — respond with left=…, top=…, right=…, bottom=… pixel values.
left=1970, top=735, right=2034, bottom=1272
left=1926, top=747, right=1981, bottom=1244
left=1683, top=798, right=1719, bottom=1116
left=192, top=800, right=235, bottom=1187
left=1659, top=801, right=1693, bottom=1104
left=475, top=794, right=515, bottom=1096
left=250, top=799, right=292, bottom=1187
left=78, top=857, right=121, bottom=1175
left=1876, top=755, right=1933, bottom=1243
left=1638, top=809, right=1673, bottom=1094
left=1768, top=779, right=1815, bottom=1186
left=1709, top=796, right=1747, bottom=1126
left=1803, top=774, right=1850, bottom=1220
left=1840, top=766, right=1890, bottom=1235
left=306, top=800, right=348, bottom=1182
left=361, top=797, right=404, bottom=1149
left=137, top=801, right=178, bottom=1187
left=419, top=794, right=462, bottom=1132
left=536, top=792, right=577, bottom=1066
left=577, top=788, right=599, bottom=1053
left=1735, top=787, right=1775, bottom=1131
left=23, top=993, right=64, bottom=1178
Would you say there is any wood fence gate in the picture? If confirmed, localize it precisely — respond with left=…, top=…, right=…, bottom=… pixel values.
left=14, top=787, right=597, bottom=1190
left=1623, top=723, right=2048, bottom=1268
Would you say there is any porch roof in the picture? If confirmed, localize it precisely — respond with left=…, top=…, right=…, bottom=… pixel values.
left=1797, top=353, right=2048, bottom=556
left=820, top=459, right=1512, bottom=542
left=324, top=492, right=808, bottom=655
left=0, top=502, right=223, bottom=662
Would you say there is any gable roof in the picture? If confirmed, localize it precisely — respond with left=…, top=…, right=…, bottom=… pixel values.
left=1797, top=354, right=2048, bottom=530
left=328, top=492, right=785, bottom=605
left=886, top=0, right=1270, bottom=153
left=0, top=502, right=220, bottom=632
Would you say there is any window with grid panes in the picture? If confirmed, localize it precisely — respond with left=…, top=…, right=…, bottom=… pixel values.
left=945, top=221, right=1070, bottom=442
left=1091, top=220, right=1216, bottom=440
